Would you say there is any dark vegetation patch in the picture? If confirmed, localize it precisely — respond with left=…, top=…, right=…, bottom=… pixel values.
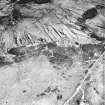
left=46, top=42, right=57, bottom=49
left=49, top=53, right=70, bottom=64
left=81, top=44, right=105, bottom=53
left=90, top=33, right=105, bottom=41
left=8, top=46, right=41, bottom=62
left=8, top=46, right=26, bottom=56
left=33, top=0, right=52, bottom=4
left=0, top=16, right=11, bottom=26
left=0, top=56, right=13, bottom=67
left=48, top=50, right=74, bottom=66
left=13, top=55, right=26, bottom=62
left=7, top=42, right=78, bottom=65
left=40, top=44, right=78, bottom=66
left=82, top=7, right=98, bottom=21
left=81, top=44, right=105, bottom=61
left=42, top=50, right=52, bottom=57
left=17, top=0, right=32, bottom=4
left=12, top=8, right=23, bottom=22
left=15, top=0, right=52, bottom=4
left=0, top=9, right=23, bottom=26
left=10, top=0, right=17, bottom=3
